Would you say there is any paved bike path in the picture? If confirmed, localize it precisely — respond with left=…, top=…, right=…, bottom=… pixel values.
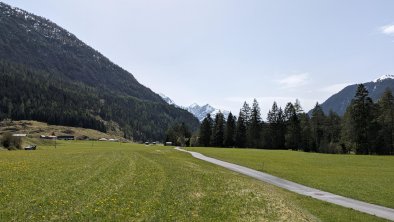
left=175, top=147, right=394, bottom=221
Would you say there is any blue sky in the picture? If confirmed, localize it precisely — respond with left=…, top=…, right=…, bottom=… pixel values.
left=4, top=0, right=394, bottom=116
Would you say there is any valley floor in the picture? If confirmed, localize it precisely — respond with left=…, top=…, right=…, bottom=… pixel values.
left=188, top=147, right=394, bottom=210
left=0, top=141, right=388, bottom=221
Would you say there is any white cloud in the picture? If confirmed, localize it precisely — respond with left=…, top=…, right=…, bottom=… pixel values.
left=319, top=83, right=349, bottom=94
left=381, top=24, right=394, bottom=35
left=277, top=73, right=309, bottom=88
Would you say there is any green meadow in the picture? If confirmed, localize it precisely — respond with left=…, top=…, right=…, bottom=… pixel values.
left=188, top=147, right=394, bottom=209
left=0, top=141, right=388, bottom=221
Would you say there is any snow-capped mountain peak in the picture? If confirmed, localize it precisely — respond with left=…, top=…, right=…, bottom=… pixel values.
left=188, top=104, right=230, bottom=122
left=374, top=74, right=394, bottom=83
left=159, top=94, right=230, bottom=122
left=159, top=93, right=175, bottom=105
left=189, top=103, right=200, bottom=108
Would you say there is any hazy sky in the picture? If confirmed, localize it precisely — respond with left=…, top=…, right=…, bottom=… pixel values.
left=4, top=0, right=394, bottom=116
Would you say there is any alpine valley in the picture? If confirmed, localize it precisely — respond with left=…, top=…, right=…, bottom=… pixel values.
left=0, top=2, right=199, bottom=141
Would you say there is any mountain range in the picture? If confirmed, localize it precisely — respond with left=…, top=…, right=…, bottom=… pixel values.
left=314, top=75, right=394, bottom=116
left=187, top=103, right=230, bottom=122
left=0, top=2, right=199, bottom=141
left=159, top=94, right=230, bottom=122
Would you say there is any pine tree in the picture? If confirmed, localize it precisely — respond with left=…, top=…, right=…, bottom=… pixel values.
left=347, top=84, right=375, bottom=154
left=211, top=112, right=225, bottom=147
left=310, top=103, right=326, bottom=152
left=377, top=89, right=394, bottom=154
left=326, top=110, right=341, bottom=144
left=248, top=99, right=262, bottom=148
left=235, top=109, right=247, bottom=148
left=294, top=99, right=304, bottom=114
left=267, top=102, right=285, bottom=149
left=224, top=112, right=236, bottom=147
left=284, top=102, right=301, bottom=150
left=299, top=113, right=312, bottom=152
left=241, top=102, right=252, bottom=124
left=199, top=114, right=213, bottom=147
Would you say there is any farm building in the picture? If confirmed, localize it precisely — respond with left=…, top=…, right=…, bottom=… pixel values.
left=12, top=134, right=27, bottom=137
left=40, top=135, right=57, bottom=140
left=57, top=135, right=75, bottom=140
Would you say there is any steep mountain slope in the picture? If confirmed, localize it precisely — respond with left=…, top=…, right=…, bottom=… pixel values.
left=0, top=2, right=199, bottom=140
left=315, top=75, right=394, bottom=116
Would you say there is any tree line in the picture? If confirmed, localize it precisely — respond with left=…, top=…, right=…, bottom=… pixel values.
left=197, top=84, right=394, bottom=155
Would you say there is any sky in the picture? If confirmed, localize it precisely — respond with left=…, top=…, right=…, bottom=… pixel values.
left=4, top=0, right=394, bottom=117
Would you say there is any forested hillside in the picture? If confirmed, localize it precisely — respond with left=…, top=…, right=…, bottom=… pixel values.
left=0, top=2, right=199, bottom=140
left=311, top=76, right=394, bottom=116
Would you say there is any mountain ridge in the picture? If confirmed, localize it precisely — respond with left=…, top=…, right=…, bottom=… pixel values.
left=311, top=75, right=394, bottom=116
left=159, top=94, right=230, bottom=122
left=0, top=2, right=199, bottom=141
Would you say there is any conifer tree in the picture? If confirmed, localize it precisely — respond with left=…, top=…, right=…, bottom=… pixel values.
left=267, top=102, right=285, bottom=149
left=248, top=99, right=262, bottom=148
left=199, top=114, right=213, bottom=147
left=224, top=112, right=236, bottom=147
left=235, top=108, right=247, bottom=148
left=310, top=103, right=326, bottom=152
left=299, top=113, right=312, bottom=152
left=294, top=99, right=304, bottom=115
left=284, top=102, right=301, bottom=150
left=326, top=110, right=341, bottom=144
left=211, top=112, right=225, bottom=147
left=241, top=102, right=252, bottom=124
left=346, top=84, right=375, bottom=154
left=377, top=89, right=394, bottom=154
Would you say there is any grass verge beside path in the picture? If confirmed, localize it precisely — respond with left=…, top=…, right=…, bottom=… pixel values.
left=188, top=147, right=394, bottom=210
left=0, top=142, right=388, bottom=221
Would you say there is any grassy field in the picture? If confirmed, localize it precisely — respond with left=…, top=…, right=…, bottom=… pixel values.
left=188, top=147, right=394, bottom=209
left=0, top=141, right=388, bottom=221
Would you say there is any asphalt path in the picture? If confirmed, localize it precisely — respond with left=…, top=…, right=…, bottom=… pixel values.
left=175, top=147, right=394, bottom=221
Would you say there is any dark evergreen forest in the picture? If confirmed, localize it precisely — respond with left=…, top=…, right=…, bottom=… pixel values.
left=0, top=60, right=199, bottom=141
left=198, top=85, right=394, bottom=155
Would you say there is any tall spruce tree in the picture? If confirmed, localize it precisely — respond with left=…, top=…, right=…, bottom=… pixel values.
left=267, top=102, right=285, bottom=149
left=248, top=99, right=262, bottom=148
left=235, top=108, right=247, bottom=148
left=347, top=84, right=375, bottom=154
left=284, top=102, right=301, bottom=150
left=310, top=103, right=326, bottom=152
left=211, top=112, right=225, bottom=147
left=199, top=114, right=213, bottom=147
left=377, top=89, right=394, bottom=154
left=241, top=102, right=252, bottom=124
left=326, top=110, right=341, bottom=144
left=224, top=112, right=236, bottom=147
left=299, top=113, right=312, bottom=152
left=294, top=99, right=304, bottom=114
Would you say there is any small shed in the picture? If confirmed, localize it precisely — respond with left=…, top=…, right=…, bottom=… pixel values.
left=12, top=134, right=27, bottom=137
left=165, top=142, right=173, bottom=146
left=40, top=135, right=57, bottom=140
